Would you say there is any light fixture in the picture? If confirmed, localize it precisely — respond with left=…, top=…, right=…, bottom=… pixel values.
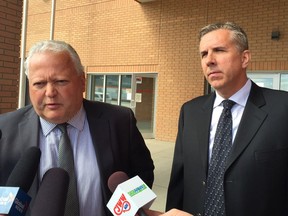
left=271, top=31, right=280, bottom=40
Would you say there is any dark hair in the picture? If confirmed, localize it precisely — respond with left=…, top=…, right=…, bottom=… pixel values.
left=199, top=22, right=249, bottom=52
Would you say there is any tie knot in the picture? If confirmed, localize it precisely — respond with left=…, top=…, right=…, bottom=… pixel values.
left=57, top=123, right=68, bottom=133
left=222, top=99, right=235, bottom=110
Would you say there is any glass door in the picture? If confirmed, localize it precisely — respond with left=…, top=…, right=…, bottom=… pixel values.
left=132, top=74, right=157, bottom=139
left=87, top=73, right=157, bottom=138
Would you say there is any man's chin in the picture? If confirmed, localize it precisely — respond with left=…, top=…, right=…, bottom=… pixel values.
left=209, top=83, right=223, bottom=91
left=41, top=113, right=67, bottom=124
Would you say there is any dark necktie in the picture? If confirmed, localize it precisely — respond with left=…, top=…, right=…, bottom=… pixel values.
left=58, top=123, right=80, bottom=216
left=204, top=100, right=236, bottom=216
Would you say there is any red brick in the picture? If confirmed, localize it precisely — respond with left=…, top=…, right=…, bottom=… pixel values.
left=2, top=0, right=288, bottom=140
left=0, top=0, right=21, bottom=114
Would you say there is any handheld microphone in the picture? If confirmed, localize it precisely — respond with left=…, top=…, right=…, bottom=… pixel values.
left=107, top=171, right=156, bottom=216
left=107, top=171, right=130, bottom=193
left=31, top=168, right=69, bottom=216
left=0, top=146, right=41, bottom=216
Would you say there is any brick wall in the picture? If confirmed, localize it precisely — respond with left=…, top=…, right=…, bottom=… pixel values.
left=24, top=0, right=288, bottom=141
left=0, top=0, right=22, bottom=113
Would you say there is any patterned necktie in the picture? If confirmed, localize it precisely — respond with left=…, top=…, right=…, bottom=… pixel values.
left=58, top=123, right=80, bottom=216
left=204, top=100, right=236, bottom=216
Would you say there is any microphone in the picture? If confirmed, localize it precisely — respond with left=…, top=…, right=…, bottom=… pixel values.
left=31, top=168, right=69, bottom=216
left=107, top=171, right=130, bottom=193
left=0, top=146, right=41, bottom=216
left=107, top=171, right=156, bottom=216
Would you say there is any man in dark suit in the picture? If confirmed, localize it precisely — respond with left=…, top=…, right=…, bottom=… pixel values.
left=163, top=22, right=288, bottom=216
left=0, top=40, right=154, bottom=216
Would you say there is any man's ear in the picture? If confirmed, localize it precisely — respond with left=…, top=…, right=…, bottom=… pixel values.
left=81, top=72, right=86, bottom=92
left=242, top=50, right=251, bottom=69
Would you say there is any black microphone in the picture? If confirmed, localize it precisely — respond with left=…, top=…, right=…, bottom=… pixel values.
left=31, top=168, right=69, bottom=216
left=6, top=147, right=41, bottom=192
left=108, top=171, right=149, bottom=216
left=0, top=146, right=41, bottom=216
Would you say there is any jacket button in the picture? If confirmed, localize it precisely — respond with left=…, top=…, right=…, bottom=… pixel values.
left=202, top=181, right=206, bottom=186
left=197, top=213, right=201, bottom=216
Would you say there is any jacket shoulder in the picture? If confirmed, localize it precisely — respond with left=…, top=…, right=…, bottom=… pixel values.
left=181, top=94, right=214, bottom=110
left=83, top=99, right=133, bottom=119
left=0, top=105, right=34, bottom=122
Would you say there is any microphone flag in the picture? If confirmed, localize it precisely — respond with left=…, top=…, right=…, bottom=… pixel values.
left=107, top=175, right=156, bottom=216
left=0, top=187, right=31, bottom=216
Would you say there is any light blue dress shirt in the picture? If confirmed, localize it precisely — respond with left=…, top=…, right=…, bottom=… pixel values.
left=39, top=106, right=104, bottom=215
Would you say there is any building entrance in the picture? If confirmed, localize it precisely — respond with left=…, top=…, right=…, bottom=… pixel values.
left=87, top=73, right=157, bottom=138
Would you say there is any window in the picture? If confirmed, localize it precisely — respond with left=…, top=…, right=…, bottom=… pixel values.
left=248, top=72, right=288, bottom=91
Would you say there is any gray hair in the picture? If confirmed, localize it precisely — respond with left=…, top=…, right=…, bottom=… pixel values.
left=199, top=22, right=249, bottom=52
left=24, top=40, right=84, bottom=77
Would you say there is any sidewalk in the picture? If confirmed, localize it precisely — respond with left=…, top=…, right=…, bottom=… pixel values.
left=145, top=139, right=175, bottom=212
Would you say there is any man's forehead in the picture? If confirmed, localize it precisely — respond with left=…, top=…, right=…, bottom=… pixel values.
left=199, top=30, right=231, bottom=49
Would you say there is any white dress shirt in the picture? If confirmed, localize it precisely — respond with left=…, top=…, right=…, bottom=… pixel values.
left=208, top=79, right=252, bottom=160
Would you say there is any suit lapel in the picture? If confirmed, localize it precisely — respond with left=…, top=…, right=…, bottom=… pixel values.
left=17, top=107, right=40, bottom=204
left=226, top=83, right=267, bottom=169
left=199, top=94, right=215, bottom=173
left=18, top=108, right=39, bottom=149
left=83, top=100, right=114, bottom=184
left=84, top=100, right=115, bottom=206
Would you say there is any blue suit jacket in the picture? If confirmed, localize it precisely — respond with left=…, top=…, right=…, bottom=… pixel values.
left=0, top=99, right=154, bottom=216
left=166, top=82, right=288, bottom=216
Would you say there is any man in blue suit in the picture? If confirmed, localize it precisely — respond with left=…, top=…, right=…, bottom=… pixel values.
left=0, top=40, right=154, bottom=216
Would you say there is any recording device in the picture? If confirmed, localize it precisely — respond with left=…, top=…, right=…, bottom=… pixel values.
left=107, top=171, right=156, bottom=216
left=0, top=147, right=41, bottom=216
left=31, top=168, right=69, bottom=216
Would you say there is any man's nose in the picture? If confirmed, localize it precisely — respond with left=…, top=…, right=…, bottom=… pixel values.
left=205, top=52, right=216, bottom=66
left=45, top=83, right=57, bottom=97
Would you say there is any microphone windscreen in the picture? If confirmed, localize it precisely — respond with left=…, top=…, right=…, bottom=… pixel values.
left=31, top=168, right=69, bottom=216
left=6, top=146, right=41, bottom=192
left=107, top=171, right=129, bottom=193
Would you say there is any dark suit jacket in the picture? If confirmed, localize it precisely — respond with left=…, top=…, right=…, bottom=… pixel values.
left=0, top=99, right=154, bottom=216
left=166, top=82, right=288, bottom=216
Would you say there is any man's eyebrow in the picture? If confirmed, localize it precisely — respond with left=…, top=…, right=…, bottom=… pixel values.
left=200, top=46, right=227, bottom=53
left=213, top=46, right=227, bottom=50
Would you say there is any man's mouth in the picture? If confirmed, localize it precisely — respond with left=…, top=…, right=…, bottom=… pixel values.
left=45, top=103, right=61, bottom=109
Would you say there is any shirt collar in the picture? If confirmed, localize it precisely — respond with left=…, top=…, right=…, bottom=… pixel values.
left=40, top=105, right=86, bottom=136
left=214, top=79, right=252, bottom=108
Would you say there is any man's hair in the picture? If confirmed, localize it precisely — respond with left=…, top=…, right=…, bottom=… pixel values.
left=24, top=40, right=84, bottom=77
left=199, top=22, right=249, bottom=52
